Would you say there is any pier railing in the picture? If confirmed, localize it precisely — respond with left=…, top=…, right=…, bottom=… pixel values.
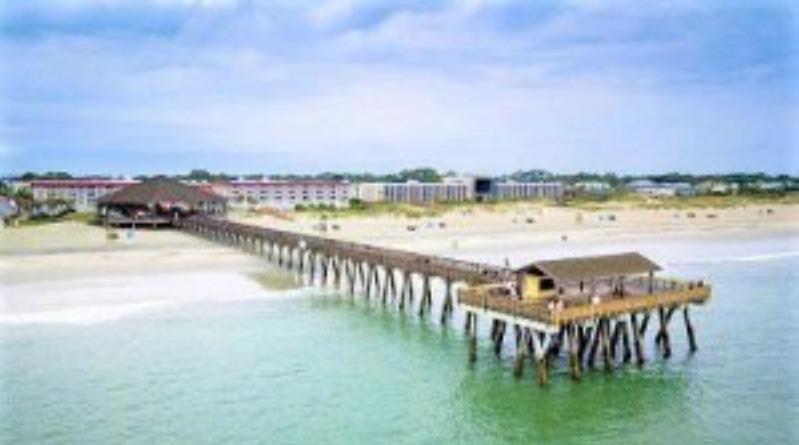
left=180, top=216, right=506, bottom=284
left=459, top=283, right=711, bottom=326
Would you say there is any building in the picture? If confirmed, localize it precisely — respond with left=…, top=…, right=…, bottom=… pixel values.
left=696, top=181, right=739, bottom=195
left=354, top=177, right=564, bottom=204
left=353, top=182, right=385, bottom=203
left=382, top=178, right=473, bottom=204
left=573, top=181, right=613, bottom=195
left=627, top=180, right=694, bottom=198
left=752, top=180, right=787, bottom=192
left=216, top=179, right=352, bottom=210
left=30, top=179, right=138, bottom=212
left=492, top=181, right=564, bottom=200
left=97, top=178, right=226, bottom=226
left=0, top=197, right=17, bottom=227
left=2, top=179, right=31, bottom=194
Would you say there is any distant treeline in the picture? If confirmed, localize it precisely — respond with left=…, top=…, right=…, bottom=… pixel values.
left=8, top=168, right=798, bottom=186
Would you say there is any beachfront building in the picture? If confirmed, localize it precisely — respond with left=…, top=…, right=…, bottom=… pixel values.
left=216, top=179, right=352, bottom=210
left=30, top=179, right=138, bottom=212
left=353, top=182, right=385, bottom=203
left=382, top=178, right=473, bottom=204
left=627, top=180, right=695, bottom=198
left=354, top=177, right=564, bottom=204
left=696, top=181, right=740, bottom=195
left=573, top=181, right=613, bottom=195
left=0, top=196, right=17, bottom=228
left=492, top=181, right=565, bottom=200
left=97, top=178, right=226, bottom=227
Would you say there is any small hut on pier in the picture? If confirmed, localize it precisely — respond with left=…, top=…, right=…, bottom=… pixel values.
left=97, top=178, right=226, bottom=227
left=516, top=252, right=661, bottom=303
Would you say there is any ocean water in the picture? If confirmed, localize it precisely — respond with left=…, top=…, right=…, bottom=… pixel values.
left=2, top=232, right=797, bottom=444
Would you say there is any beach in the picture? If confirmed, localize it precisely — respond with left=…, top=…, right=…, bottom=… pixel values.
left=234, top=203, right=799, bottom=256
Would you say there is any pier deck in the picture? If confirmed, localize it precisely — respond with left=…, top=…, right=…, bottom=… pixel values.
left=459, top=278, right=710, bottom=327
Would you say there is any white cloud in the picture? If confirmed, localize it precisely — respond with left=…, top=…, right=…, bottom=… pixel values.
left=1, top=0, right=795, bottom=173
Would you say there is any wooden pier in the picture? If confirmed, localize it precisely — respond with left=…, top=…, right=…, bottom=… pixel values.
left=179, top=215, right=711, bottom=386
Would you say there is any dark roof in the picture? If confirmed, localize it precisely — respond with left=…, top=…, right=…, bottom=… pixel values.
left=98, top=179, right=225, bottom=206
left=517, top=252, right=661, bottom=281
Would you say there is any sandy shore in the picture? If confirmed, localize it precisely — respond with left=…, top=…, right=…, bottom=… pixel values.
left=233, top=203, right=799, bottom=255
left=0, top=223, right=299, bottom=325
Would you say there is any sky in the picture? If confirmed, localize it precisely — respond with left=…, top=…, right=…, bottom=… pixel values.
left=0, top=0, right=796, bottom=176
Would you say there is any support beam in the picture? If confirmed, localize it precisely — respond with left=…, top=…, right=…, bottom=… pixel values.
left=657, top=306, right=672, bottom=359
left=569, top=324, right=582, bottom=381
left=630, top=312, right=646, bottom=366
left=512, top=325, right=526, bottom=378
left=683, top=306, right=698, bottom=353
left=468, top=312, right=477, bottom=363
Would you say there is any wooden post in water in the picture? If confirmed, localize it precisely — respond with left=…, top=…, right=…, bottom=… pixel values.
left=468, top=312, right=477, bottom=363
left=440, top=279, right=453, bottom=325
left=657, top=306, right=672, bottom=359
left=683, top=305, right=698, bottom=352
left=381, top=268, right=391, bottom=304
left=587, top=321, right=601, bottom=368
left=418, top=275, right=430, bottom=316
left=364, top=263, right=374, bottom=298
left=630, top=312, right=646, bottom=366
left=532, top=332, right=550, bottom=386
left=493, top=321, right=506, bottom=357
left=620, top=321, right=632, bottom=363
left=512, top=325, right=526, bottom=378
left=600, top=318, right=613, bottom=372
left=569, top=324, right=582, bottom=381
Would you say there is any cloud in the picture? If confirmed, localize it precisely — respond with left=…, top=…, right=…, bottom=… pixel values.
left=0, top=0, right=796, bottom=174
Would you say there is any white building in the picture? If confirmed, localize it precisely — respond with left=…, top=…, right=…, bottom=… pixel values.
left=353, top=183, right=385, bottom=203
left=627, top=180, right=695, bottom=197
left=574, top=181, right=613, bottom=194
left=493, top=181, right=564, bottom=200
left=30, top=179, right=138, bottom=212
left=216, top=179, right=352, bottom=210
left=696, top=181, right=739, bottom=195
left=380, top=179, right=473, bottom=204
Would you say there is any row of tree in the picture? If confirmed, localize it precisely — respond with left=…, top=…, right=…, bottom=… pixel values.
left=8, top=168, right=797, bottom=186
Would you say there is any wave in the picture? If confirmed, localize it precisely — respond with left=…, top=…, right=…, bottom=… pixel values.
left=0, top=301, right=172, bottom=326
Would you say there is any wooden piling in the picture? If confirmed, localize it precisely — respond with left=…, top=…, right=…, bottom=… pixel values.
left=512, top=325, right=526, bottom=378
left=630, top=312, right=646, bottom=366
left=468, top=312, right=477, bottom=363
left=569, top=324, right=581, bottom=381
left=683, top=306, right=698, bottom=352
left=657, top=306, right=672, bottom=359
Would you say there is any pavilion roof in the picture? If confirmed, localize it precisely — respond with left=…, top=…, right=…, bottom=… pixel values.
left=517, top=252, right=661, bottom=282
left=98, top=178, right=225, bottom=206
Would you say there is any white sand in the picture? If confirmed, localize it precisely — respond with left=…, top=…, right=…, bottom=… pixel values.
left=0, top=223, right=298, bottom=326
left=234, top=204, right=799, bottom=255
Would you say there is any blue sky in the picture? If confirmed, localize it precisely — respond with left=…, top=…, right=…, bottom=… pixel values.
left=1, top=0, right=796, bottom=175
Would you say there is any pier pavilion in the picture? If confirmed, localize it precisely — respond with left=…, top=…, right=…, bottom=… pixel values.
left=97, top=178, right=226, bottom=227
left=460, top=253, right=710, bottom=384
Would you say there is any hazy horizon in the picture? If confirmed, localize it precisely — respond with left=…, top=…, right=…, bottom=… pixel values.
left=2, top=1, right=797, bottom=175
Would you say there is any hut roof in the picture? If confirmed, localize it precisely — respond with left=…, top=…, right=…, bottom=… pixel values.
left=98, top=178, right=225, bottom=206
left=517, top=252, right=661, bottom=282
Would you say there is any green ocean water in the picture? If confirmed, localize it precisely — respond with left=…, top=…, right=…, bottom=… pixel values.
left=2, top=235, right=797, bottom=444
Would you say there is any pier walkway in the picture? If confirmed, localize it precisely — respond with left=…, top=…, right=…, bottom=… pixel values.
left=178, top=215, right=711, bottom=386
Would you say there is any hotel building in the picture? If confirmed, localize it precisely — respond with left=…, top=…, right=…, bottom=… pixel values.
left=216, top=179, right=353, bottom=210
left=30, top=179, right=139, bottom=212
left=492, top=181, right=565, bottom=200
